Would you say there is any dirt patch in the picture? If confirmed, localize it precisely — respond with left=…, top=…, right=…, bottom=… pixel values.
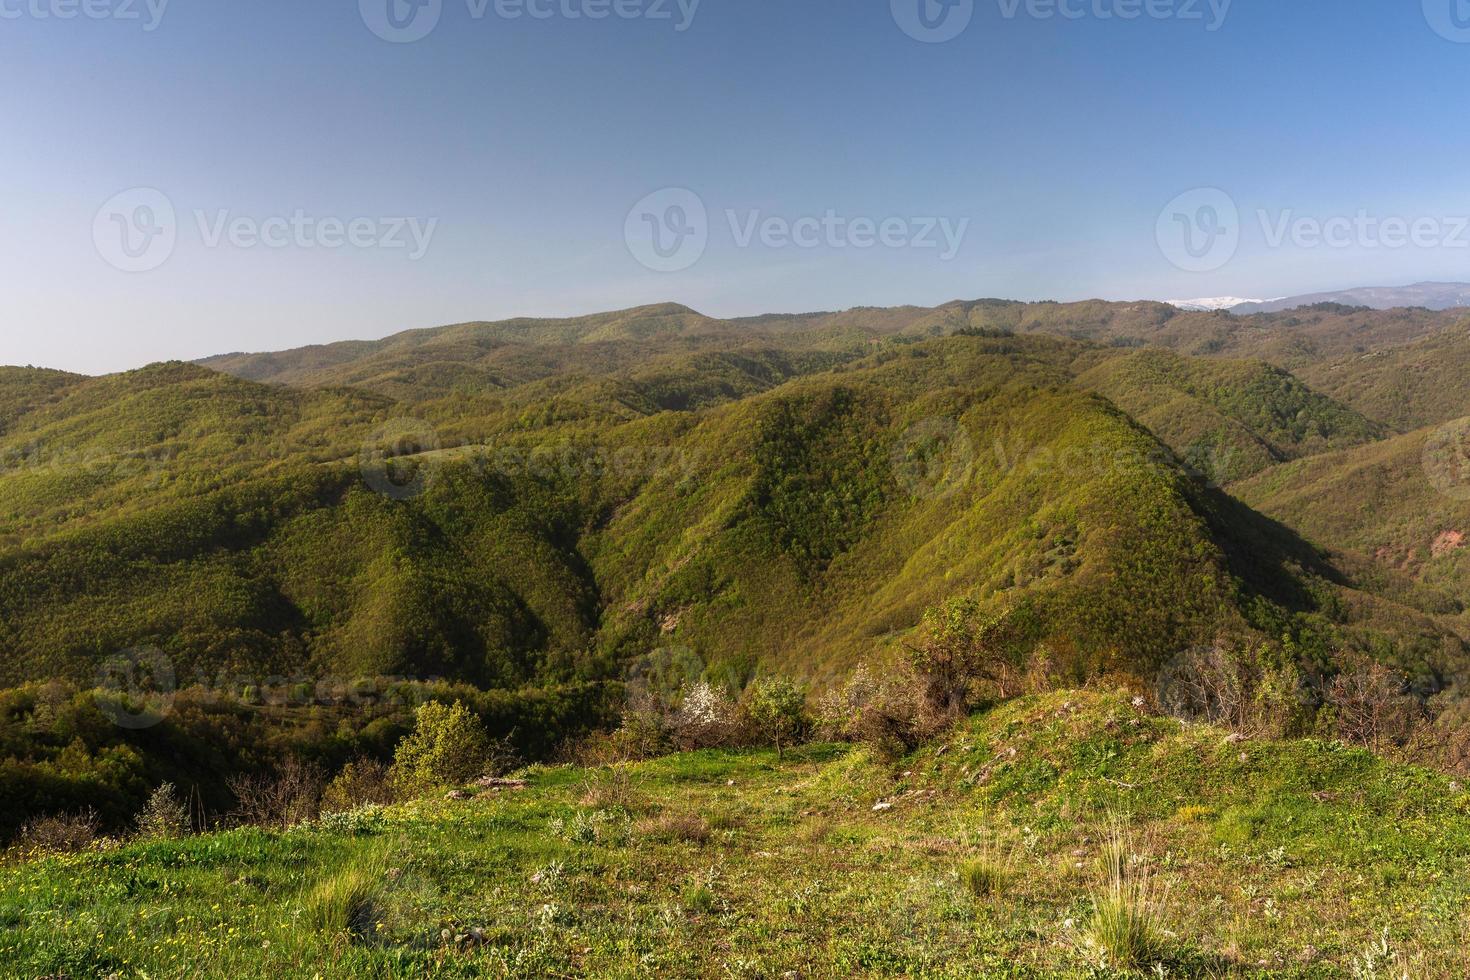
left=1432, top=530, right=1466, bottom=559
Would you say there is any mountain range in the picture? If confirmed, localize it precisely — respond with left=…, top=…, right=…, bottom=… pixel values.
left=1171, top=281, right=1470, bottom=315
left=4, top=296, right=1470, bottom=703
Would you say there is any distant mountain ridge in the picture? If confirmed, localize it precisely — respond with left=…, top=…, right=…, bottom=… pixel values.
left=1231, top=281, right=1470, bottom=314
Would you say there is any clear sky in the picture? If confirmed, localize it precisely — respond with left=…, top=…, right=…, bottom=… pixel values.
left=5, top=0, right=1470, bottom=374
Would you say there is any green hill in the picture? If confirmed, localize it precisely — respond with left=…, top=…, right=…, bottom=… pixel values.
left=1233, top=426, right=1470, bottom=609
left=1074, top=348, right=1384, bottom=484
left=4, top=306, right=1464, bottom=693
left=1294, top=321, right=1470, bottom=431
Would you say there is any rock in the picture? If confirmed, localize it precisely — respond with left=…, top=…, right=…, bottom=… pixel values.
left=872, top=801, right=894, bottom=812
left=473, top=776, right=528, bottom=789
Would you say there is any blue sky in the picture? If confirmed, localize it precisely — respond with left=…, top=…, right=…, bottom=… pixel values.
left=5, top=0, right=1470, bottom=373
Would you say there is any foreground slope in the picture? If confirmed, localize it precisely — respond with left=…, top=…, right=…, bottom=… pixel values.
left=4, top=691, right=1467, bottom=978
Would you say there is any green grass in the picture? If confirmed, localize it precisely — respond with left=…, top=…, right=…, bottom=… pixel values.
left=4, top=690, right=1470, bottom=977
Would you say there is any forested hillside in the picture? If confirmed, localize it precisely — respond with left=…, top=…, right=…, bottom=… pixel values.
left=6, top=298, right=1470, bottom=837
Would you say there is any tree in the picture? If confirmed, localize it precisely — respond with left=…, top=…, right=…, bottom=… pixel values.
left=906, top=597, right=1022, bottom=718
left=390, top=700, right=495, bottom=793
left=746, top=676, right=807, bottom=760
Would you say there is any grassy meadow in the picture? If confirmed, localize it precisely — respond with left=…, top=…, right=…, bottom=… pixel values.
left=4, top=691, right=1468, bottom=979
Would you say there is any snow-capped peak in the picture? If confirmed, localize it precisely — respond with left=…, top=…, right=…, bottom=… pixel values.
left=1165, top=297, right=1278, bottom=312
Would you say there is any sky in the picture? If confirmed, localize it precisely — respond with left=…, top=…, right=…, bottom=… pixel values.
left=5, top=0, right=1470, bottom=374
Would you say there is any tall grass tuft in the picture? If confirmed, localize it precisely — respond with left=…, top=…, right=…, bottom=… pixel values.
left=1083, top=822, right=1169, bottom=969
left=959, top=835, right=1012, bottom=899
left=304, top=858, right=388, bottom=940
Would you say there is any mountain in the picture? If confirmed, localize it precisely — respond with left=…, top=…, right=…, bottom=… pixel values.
left=6, top=301, right=1464, bottom=697
left=12, top=296, right=1470, bottom=842
left=1072, top=348, right=1385, bottom=484
left=1232, top=281, right=1470, bottom=314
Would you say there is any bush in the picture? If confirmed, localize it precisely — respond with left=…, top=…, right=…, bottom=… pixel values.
left=228, top=757, right=325, bottom=830
left=744, top=675, right=808, bottom=760
left=671, top=681, right=743, bottom=750
left=1155, top=639, right=1306, bottom=737
left=322, top=759, right=396, bottom=814
left=15, top=810, right=99, bottom=854
left=817, top=661, right=935, bottom=758
left=635, top=811, right=711, bottom=844
left=1326, top=653, right=1422, bottom=754
left=390, top=700, right=503, bottom=793
left=135, top=783, right=190, bottom=839
left=959, top=858, right=1008, bottom=899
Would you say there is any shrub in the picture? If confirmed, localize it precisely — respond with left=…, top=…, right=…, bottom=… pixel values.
left=745, top=675, right=808, bottom=760
left=390, top=700, right=503, bottom=794
left=960, top=857, right=1008, bottom=899
left=1326, top=653, right=1421, bottom=754
left=228, top=757, right=326, bottom=830
left=322, top=758, right=396, bottom=814
left=135, top=783, right=190, bottom=839
left=1083, top=824, right=1169, bottom=969
left=817, top=661, right=934, bottom=758
left=682, top=883, right=718, bottom=914
left=15, top=810, right=99, bottom=854
left=1155, top=639, right=1305, bottom=737
left=578, top=767, right=648, bottom=813
left=671, top=681, right=743, bottom=750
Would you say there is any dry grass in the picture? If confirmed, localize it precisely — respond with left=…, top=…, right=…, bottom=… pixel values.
left=634, top=811, right=711, bottom=844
